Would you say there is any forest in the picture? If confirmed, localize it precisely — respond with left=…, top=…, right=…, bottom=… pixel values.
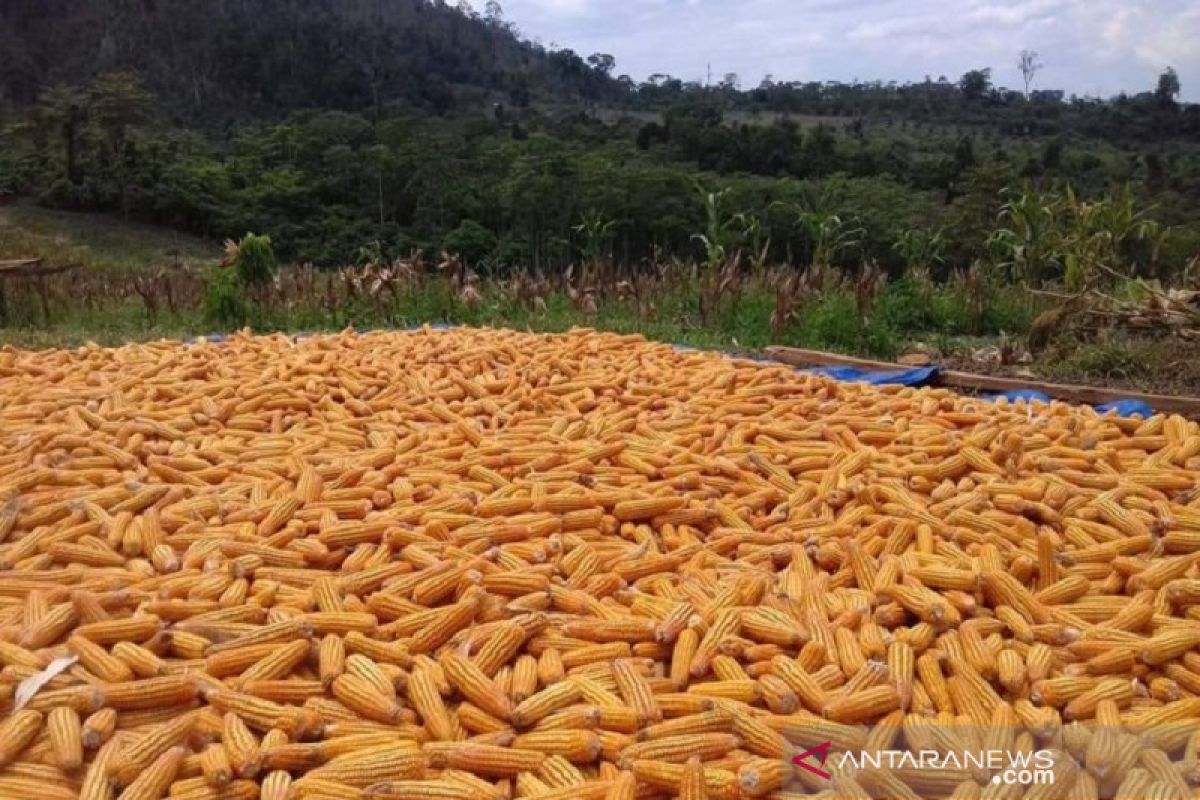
left=2, top=0, right=1198, bottom=271
left=1, top=0, right=1199, bottom=391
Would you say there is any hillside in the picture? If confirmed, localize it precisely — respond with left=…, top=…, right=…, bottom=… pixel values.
left=0, top=0, right=1197, bottom=275
left=0, top=0, right=620, bottom=123
left=0, top=201, right=218, bottom=272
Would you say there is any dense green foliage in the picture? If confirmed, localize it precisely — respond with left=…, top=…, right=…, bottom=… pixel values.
left=0, top=0, right=622, bottom=119
left=202, top=265, right=249, bottom=329
left=1, top=0, right=1197, bottom=277
left=230, top=233, right=278, bottom=288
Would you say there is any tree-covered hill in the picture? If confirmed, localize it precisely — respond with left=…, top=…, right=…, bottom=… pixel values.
left=0, top=0, right=621, bottom=123
left=0, top=0, right=1197, bottom=275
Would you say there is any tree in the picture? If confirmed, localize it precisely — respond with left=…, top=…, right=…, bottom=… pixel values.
left=954, top=136, right=976, bottom=172
left=587, top=53, right=616, bottom=76
left=959, top=69, right=993, bottom=102
left=443, top=220, right=497, bottom=266
left=1017, top=50, right=1042, bottom=98
left=35, top=85, right=87, bottom=184
left=88, top=71, right=151, bottom=146
left=1156, top=67, right=1181, bottom=109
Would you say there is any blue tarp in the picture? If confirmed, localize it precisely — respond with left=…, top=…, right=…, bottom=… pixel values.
left=1094, top=398, right=1154, bottom=418
left=806, top=365, right=1153, bottom=417
left=808, top=365, right=939, bottom=387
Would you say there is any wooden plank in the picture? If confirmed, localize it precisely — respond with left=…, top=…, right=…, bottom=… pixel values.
left=763, top=345, right=1200, bottom=418
left=763, top=347, right=903, bottom=372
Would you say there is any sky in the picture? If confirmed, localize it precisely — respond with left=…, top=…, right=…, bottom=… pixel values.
left=474, top=0, right=1200, bottom=101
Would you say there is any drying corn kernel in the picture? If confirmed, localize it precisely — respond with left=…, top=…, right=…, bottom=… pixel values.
left=1, top=326, right=1199, bottom=799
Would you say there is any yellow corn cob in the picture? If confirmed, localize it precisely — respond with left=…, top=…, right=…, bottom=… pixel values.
left=621, top=732, right=740, bottom=765
left=437, top=742, right=542, bottom=776
left=331, top=673, right=406, bottom=724
left=116, top=745, right=185, bottom=800
left=47, top=706, right=84, bottom=772
left=302, top=743, right=425, bottom=786
left=79, top=736, right=121, bottom=800
left=407, top=667, right=457, bottom=741
left=630, top=759, right=738, bottom=800
left=8, top=328, right=1200, bottom=799
left=74, top=615, right=161, bottom=645
left=359, top=781, right=475, bottom=800
left=222, top=711, right=262, bottom=778
left=81, top=707, right=118, bottom=749
left=512, top=680, right=582, bottom=727
left=440, top=651, right=513, bottom=721
left=510, top=730, right=601, bottom=762
left=611, top=657, right=662, bottom=725
left=193, top=742, right=234, bottom=788
left=678, top=756, right=709, bottom=800
left=236, top=638, right=312, bottom=684
left=0, top=710, right=44, bottom=768
left=109, top=709, right=197, bottom=786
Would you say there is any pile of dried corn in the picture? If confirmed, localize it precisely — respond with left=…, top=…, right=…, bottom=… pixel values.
left=1, top=327, right=1200, bottom=800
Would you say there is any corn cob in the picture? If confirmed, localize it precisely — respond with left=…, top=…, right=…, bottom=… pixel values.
left=47, top=705, right=84, bottom=771
left=0, top=710, right=43, bottom=767
left=5, top=329, right=1200, bottom=799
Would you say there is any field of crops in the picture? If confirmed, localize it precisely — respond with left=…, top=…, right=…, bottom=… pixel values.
left=2, top=326, right=1200, bottom=800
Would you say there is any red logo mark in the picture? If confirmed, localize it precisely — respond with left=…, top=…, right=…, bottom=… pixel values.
left=791, top=741, right=833, bottom=780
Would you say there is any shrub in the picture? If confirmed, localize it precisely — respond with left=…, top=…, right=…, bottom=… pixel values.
left=442, top=220, right=497, bottom=267
left=792, top=292, right=865, bottom=349
left=874, top=277, right=936, bottom=334
left=38, top=178, right=97, bottom=211
left=202, top=267, right=249, bottom=328
left=1058, top=343, right=1140, bottom=379
left=232, top=233, right=278, bottom=288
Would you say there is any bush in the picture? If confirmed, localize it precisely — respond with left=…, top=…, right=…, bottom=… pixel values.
left=874, top=277, right=936, bottom=333
left=232, top=233, right=277, bottom=288
left=1058, top=343, right=1140, bottom=379
left=203, top=267, right=249, bottom=328
left=442, top=220, right=497, bottom=266
left=791, top=292, right=858, bottom=350
left=980, top=285, right=1034, bottom=335
left=38, top=178, right=97, bottom=211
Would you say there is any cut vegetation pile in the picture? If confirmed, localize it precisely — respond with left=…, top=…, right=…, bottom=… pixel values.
left=2, top=326, right=1200, bottom=800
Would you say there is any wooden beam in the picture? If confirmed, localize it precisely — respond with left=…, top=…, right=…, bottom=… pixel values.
left=763, top=347, right=903, bottom=372
left=763, top=345, right=1200, bottom=418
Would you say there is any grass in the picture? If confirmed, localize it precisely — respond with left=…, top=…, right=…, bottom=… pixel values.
left=0, top=202, right=219, bottom=272
left=1040, top=336, right=1200, bottom=395
left=0, top=276, right=1029, bottom=359
left=1, top=279, right=1194, bottom=396
left=0, top=206, right=1194, bottom=397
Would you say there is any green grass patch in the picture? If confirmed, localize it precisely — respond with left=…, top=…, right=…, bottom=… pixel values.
left=0, top=203, right=219, bottom=272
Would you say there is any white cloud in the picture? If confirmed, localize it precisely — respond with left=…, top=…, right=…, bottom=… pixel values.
left=527, top=0, right=591, bottom=15
left=492, top=0, right=1200, bottom=99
